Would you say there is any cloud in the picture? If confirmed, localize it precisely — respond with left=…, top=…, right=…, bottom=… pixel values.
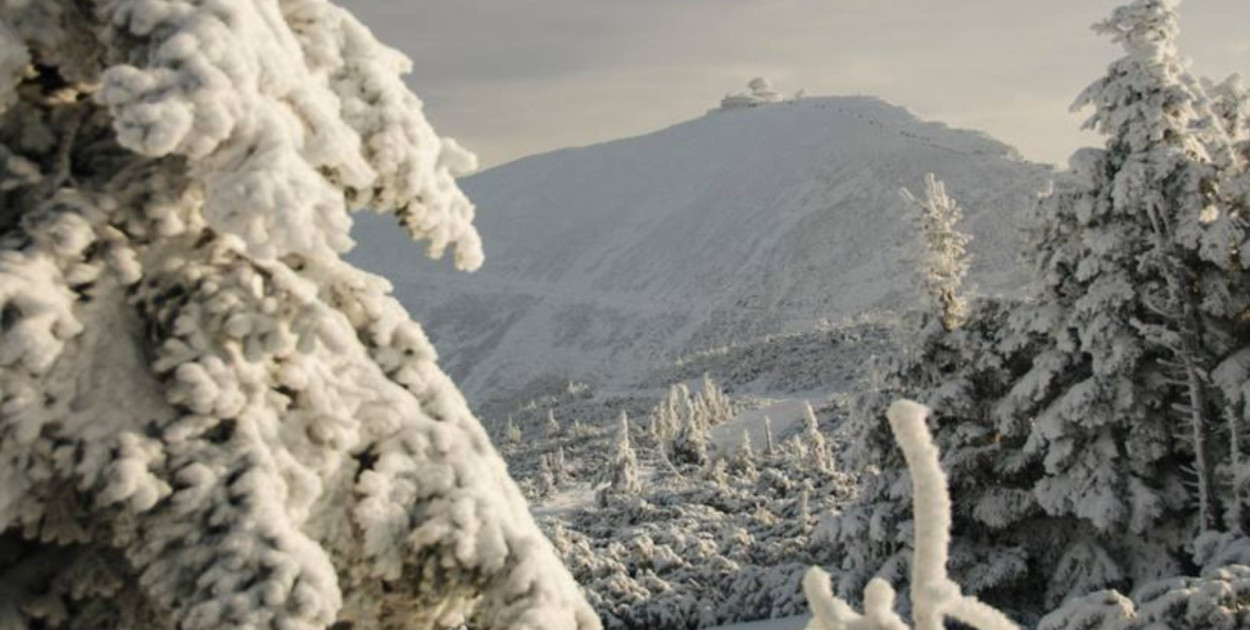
left=339, top=0, right=1250, bottom=169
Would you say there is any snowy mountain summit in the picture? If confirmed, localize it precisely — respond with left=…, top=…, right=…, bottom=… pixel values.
left=351, top=95, right=1052, bottom=406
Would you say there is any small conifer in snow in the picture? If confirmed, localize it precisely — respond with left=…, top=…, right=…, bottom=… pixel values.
left=554, top=445, right=570, bottom=486
left=827, top=298, right=1044, bottom=613
left=733, top=428, right=759, bottom=479
left=764, top=415, right=778, bottom=457
left=797, top=489, right=813, bottom=535
left=700, top=372, right=733, bottom=425
left=739, top=428, right=756, bottom=461
left=901, top=173, right=972, bottom=332
left=671, top=401, right=711, bottom=467
left=801, top=403, right=834, bottom=473
left=537, top=454, right=558, bottom=498
left=606, top=412, right=641, bottom=497
left=546, top=409, right=563, bottom=439
left=505, top=414, right=524, bottom=446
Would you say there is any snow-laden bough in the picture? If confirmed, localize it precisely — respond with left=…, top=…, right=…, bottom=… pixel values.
left=0, top=1, right=596, bottom=629
left=802, top=400, right=1019, bottom=630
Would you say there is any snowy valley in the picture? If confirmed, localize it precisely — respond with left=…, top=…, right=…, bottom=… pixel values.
left=346, top=97, right=1061, bottom=626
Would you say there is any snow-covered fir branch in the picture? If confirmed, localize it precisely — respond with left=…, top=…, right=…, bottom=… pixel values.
left=803, top=400, right=1018, bottom=630
left=0, top=2, right=596, bottom=628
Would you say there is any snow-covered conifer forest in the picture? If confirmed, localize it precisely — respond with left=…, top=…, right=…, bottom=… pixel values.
left=3, top=0, right=1250, bottom=629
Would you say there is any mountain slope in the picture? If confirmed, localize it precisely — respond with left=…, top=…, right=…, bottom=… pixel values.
left=350, top=96, right=1052, bottom=406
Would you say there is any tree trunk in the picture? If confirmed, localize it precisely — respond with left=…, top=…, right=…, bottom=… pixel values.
left=1227, top=403, right=1249, bottom=533
left=1186, top=358, right=1221, bottom=531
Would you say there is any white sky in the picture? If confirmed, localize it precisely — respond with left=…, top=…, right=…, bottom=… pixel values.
left=339, top=0, right=1250, bottom=169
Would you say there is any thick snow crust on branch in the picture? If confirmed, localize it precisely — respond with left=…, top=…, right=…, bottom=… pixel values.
left=803, top=400, right=1018, bottom=630
left=90, top=0, right=483, bottom=267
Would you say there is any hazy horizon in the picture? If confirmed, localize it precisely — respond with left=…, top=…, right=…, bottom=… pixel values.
left=340, top=1, right=1250, bottom=171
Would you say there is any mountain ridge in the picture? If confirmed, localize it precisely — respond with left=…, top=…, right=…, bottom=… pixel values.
left=350, top=95, right=1053, bottom=408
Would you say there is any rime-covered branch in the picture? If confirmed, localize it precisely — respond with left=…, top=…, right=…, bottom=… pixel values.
left=803, top=400, right=1018, bottom=630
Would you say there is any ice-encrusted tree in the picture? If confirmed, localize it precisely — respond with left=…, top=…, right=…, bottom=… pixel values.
left=603, top=412, right=640, bottom=499
left=731, top=428, right=759, bottom=480
left=700, top=372, right=733, bottom=425
left=763, top=415, right=777, bottom=457
left=826, top=299, right=1046, bottom=614
left=0, top=2, right=597, bottom=629
left=504, top=414, right=524, bottom=447
left=1003, top=0, right=1248, bottom=568
left=901, top=173, right=972, bottom=332
left=546, top=409, right=563, bottom=439
left=796, top=489, right=812, bottom=535
left=738, top=428, right=756, bottom=462
left=649, top=394, right=673, bottom=442
left=536, top=454, right=557, bottom=499
left=800, top=403, right=834, bottom=474
left=671, top=401, right=711, bottom=467
left=553, top=445, right=570, bottom=486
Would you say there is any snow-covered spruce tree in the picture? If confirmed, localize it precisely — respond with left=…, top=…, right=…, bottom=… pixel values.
left=1037, top=564, right=1250, bottom=630
left=799, top=403, right=833, bottom=474
left=505, top=414, right=524, bottom=447
left=1001, top=0, right=1250, bottom=586
left=546, top=409, right=563, bottom=440
left=901, top=173, right=972, bottom=332
left=600, top=412, right=640, bottom=502
left=739, top=428, right=755, bottom=461
left=662, top=382, right=696, bottom=440
left=648, top=391, right=674, bottom=443
left=819, top=194, right=1040, bottom=611
left=825, top=298, right=1049, bottom=617
left=670, top=412, right=710, bottom=468
left=668, top=385, right=711, bottom=468
left=554, top=445, right=570, bottom=487
left=796, top=489, right=812, bottom=536
left=0, top=3, right=597, bottom=629
left=699, top=373, right=733, bottom=426
left=536, top=454, right=557, bottom=499
left=730, top=428, right=759, bottom=480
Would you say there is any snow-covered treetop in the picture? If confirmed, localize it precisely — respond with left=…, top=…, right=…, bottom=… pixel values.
left=1073, top=0, right=1216, bottom=160
left=35, top=0, right=484, bottom=267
